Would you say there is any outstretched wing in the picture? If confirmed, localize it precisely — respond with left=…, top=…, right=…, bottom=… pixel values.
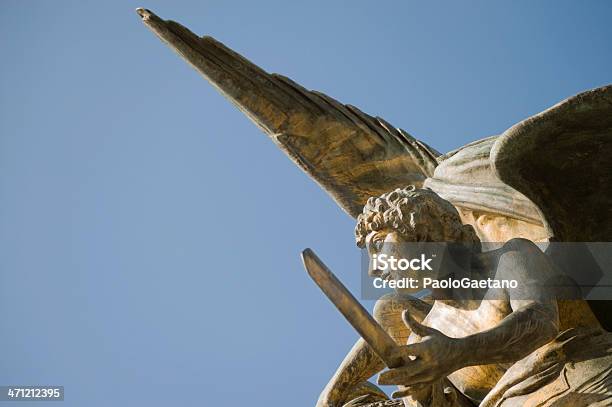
left=491, top=85, right=612, bottom=242
left=137, top=8, right=439, bottom=218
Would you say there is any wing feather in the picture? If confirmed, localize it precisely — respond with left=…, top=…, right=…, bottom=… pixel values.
left=492, top=85, right=612, bottom=242
left=492, top=85, right=612, bottom=331
left=138, top=8, right=439, bottom=217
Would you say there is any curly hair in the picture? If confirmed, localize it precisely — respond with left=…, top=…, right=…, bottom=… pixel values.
left=355, top=186, right=480, bottom=248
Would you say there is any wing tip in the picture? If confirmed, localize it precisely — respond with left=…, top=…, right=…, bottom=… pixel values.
left=301, top=248, right=315, bottom=266
left=136, top=7, right=159, bottom=22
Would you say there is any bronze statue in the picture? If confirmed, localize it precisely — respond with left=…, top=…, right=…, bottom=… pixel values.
left=347, top=187, right=609, bottom=406
left=136, top=9, right=612, bottom=406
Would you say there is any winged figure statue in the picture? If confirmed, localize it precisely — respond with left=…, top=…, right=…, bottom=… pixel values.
left=137, top=9, right=612, bottom=407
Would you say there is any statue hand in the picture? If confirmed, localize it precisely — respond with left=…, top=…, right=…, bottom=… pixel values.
left=377, top=311, right=463, bottom=387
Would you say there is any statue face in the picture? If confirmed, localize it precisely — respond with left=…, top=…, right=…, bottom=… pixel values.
left=365, top=229, right=425, bottom=294
left=456, top=207, right=549, bottom=243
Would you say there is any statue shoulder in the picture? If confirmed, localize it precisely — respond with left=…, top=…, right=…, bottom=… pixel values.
left=496, top=238, right=555, bottom=282
left=501, top=237, right=542, bottom=252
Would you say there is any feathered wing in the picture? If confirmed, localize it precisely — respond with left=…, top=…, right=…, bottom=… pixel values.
left=491, top=85, right=612, bottom=242
left=491, top=85, right=612, bottom=331
left=137, top=8, right=439, bottom=218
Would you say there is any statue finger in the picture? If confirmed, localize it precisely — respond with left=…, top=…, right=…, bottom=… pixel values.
left=390, top=342, right=424, bottom=363
left=402, top=310, right=437, bottom=337
left=377, top=364, right=426, bottom=385
left=390, top=385, right=427, bottom=399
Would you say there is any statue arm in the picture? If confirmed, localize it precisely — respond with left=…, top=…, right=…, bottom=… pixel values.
left=378, top=301, right=558, bottom=388
left=458, top=300, right=558, bottom=366
left=459, top=240, right=560, bottom=366
left=379, top=240, right=560, bottom=387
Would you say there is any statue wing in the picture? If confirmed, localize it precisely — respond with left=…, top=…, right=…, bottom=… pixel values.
left=491, top=86, right=612, bottom=331
left=137, top=9, right=439, bottom=218
left=491, top=85, right=612, bottom=242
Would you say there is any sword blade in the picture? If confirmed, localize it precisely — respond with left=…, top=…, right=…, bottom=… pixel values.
left=301, top=248, right=402, bottom=368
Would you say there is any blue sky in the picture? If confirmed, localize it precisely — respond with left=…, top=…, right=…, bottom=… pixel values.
left=1, top=1, right=611, bottom=406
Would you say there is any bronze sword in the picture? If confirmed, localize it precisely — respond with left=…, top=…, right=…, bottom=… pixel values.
left=301, top=248, right=403, bottom=368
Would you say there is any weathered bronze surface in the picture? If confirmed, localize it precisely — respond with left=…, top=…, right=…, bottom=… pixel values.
left=137, top=9, right=612, bottom=406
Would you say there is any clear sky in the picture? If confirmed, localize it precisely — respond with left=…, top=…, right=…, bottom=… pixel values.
left=1, top=1, right=611, bottom=406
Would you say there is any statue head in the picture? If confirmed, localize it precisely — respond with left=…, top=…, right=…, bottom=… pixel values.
left=355, top=186, right=480, bottom=293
